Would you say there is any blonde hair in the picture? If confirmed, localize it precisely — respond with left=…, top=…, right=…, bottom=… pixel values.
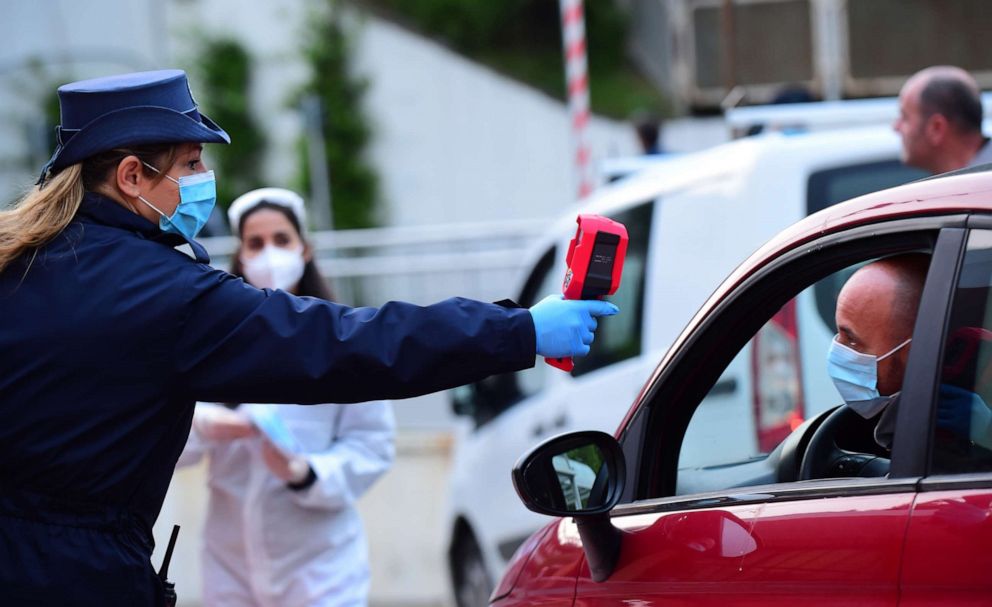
left=0, top=144, right=179, bottom=276
left=0, top=164, right=84, bottom=275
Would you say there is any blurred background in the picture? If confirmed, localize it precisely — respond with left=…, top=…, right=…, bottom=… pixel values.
left=3, top=1, right=992, bottom=605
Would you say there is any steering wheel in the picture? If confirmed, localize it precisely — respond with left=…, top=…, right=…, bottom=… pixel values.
left=799, top=405, right=891, bottom=480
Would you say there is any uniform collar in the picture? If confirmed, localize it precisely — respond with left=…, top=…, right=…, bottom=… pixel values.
left=77, top=191, right=211, bottom=264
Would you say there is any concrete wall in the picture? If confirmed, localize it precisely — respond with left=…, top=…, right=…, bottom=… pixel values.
left=353, top=16, right=642, bottom=226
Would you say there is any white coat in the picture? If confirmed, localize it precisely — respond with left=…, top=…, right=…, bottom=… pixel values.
left=177, top=400, right=395, bottom=607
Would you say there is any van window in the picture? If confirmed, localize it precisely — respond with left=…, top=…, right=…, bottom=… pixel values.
left=572, top=202, right=653, bottom=377
left=806, top=159, right=926, bottom=216
left=451, top=247, right=558, bottom=428
left=808, top=160, right=926, bottom=331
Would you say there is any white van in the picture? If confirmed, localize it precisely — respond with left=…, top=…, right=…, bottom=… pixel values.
left=442, top=125, right=927, bottom=607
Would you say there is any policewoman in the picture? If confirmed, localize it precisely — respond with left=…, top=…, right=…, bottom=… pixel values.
left=0, top=70, right=617, bottom=606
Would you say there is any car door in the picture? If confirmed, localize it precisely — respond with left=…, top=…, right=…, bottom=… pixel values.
left=898, top=225, right=992, bottom=605
left=571, top=219, right=966, bottom=606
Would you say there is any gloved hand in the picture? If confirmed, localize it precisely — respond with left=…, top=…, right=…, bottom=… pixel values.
left=193, top=406, right=258, bottom=442
left=529, top=294, right=620, bottom=359
left=937, top=383, right=992, bottom=450
left=937, top=383, right=974, bottom=439
left=260, top=439, right=312, bottom=484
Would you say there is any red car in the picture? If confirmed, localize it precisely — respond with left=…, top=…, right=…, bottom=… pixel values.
left=496, top=166, right=992, bottom=605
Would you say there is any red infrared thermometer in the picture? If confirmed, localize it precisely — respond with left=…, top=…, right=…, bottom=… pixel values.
left=546, top=214, right=629, bottom=372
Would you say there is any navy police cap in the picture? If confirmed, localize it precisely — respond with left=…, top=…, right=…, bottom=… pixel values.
left=40, top=69, right=229, bottom=181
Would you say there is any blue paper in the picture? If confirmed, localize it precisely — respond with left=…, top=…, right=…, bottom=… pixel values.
left=247, top=406, right=300, bottom=456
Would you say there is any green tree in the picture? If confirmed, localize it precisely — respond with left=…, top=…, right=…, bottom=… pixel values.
left=298, top=0, right=378, bottom=229
left=194, top=38, right=266, bottom=211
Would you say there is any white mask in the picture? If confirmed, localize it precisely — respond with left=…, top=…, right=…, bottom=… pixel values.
left=241, top=245, right=306, bottom=291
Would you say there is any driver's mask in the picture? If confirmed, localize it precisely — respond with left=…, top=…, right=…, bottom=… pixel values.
left=827, top=336, right=911, bottom=418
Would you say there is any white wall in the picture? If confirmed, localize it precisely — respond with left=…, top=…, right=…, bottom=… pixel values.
left=165, top=1, right=641, bottom=225
left=353, top=16, right=641, bottom=226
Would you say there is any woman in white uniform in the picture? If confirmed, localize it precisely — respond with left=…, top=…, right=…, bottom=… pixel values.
left=178, top=188, right=395, bottom=607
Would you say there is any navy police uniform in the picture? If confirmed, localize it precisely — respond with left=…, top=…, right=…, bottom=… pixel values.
left=0, top=192, right=535, bottom=605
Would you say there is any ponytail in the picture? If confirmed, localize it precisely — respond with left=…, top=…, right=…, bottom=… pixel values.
left=0, top=144, right=177, bottom=275
left=0, top=164, right=84, bottom=274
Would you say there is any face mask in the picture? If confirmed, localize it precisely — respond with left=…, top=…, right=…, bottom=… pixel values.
left=137, top=163, right=217, bottom=241
left=241, top=245, right=306, bottom=291
left=827, top=335, right=911, bottom=418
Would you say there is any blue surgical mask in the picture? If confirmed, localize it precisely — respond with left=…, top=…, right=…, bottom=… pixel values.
left=827, top=335, right=911, bottom=418
left=137, top=163, right=217, bottom=241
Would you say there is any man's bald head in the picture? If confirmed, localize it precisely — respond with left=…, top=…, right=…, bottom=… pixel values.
left=912, top=66, right=983, bottom=134
left=835, top=254, right=930, bottom=396
left=895, top=66, right=985, bottom=174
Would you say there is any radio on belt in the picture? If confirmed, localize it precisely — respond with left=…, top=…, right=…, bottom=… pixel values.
left=546, top=214, right=629, bottom=372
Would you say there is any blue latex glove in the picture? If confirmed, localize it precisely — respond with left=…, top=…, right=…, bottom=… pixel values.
left=936, top=383, right=974, bottom=438
left=529, top=294, right=620, bottom=359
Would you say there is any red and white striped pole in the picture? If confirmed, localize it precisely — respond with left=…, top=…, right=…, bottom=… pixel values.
left=559, top=0, right=594, bottom=200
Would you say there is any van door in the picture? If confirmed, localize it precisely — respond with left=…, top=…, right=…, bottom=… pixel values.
left=555, top=201, right=656, bottom=451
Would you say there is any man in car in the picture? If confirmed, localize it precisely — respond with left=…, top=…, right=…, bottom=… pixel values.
left=829, top=253, right=992, bottom=451
left=894, top=65, right=992, bottom=174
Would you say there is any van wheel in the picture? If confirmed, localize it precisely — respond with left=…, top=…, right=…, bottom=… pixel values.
left=452, top=535, right=493, bottom=607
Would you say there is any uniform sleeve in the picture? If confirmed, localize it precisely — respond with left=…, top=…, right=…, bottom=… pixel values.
left=291, top=401, right=396, bottom=511
left=172, top=265, right=536, bottom=405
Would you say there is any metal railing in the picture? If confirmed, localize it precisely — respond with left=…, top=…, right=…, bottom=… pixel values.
left=198, top=218, right=549, bottom=306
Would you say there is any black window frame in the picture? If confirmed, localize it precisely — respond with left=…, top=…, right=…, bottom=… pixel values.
left=904, top=219, right=992, bottom=488
left=613, top=214, right=969, bottom=506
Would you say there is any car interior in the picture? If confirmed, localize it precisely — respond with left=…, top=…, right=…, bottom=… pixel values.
left=633, top=233, right=940, bottom=500
left=668, top=234, right=992, bottom=499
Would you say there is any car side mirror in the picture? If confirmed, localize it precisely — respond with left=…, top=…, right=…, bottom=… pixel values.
left=512, top=430, right=625, bottom=516
left=511, top=430, right=626, bottom=582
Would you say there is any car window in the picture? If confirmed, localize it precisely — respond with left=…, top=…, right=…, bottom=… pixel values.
left=932, top=229, right=992, bottom=473
left=451, top=247, right=557, bottom=428
left=679, top=289, right=807, bottom=473
left=806, top=159, right=926, bottom=216
left=808, top=160, right=927, bottom=330
left=670, top=251, right=929, bottom=497
left=572, top=202, right=653, bottom=377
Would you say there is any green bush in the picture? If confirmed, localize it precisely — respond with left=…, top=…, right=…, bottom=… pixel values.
left=297, top=0, right=379, bottom=229
left=193, top=38, right=266, bottom=211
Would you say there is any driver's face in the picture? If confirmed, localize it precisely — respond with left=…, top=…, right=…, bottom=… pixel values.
left=835, top=266, right=912, bottom=396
